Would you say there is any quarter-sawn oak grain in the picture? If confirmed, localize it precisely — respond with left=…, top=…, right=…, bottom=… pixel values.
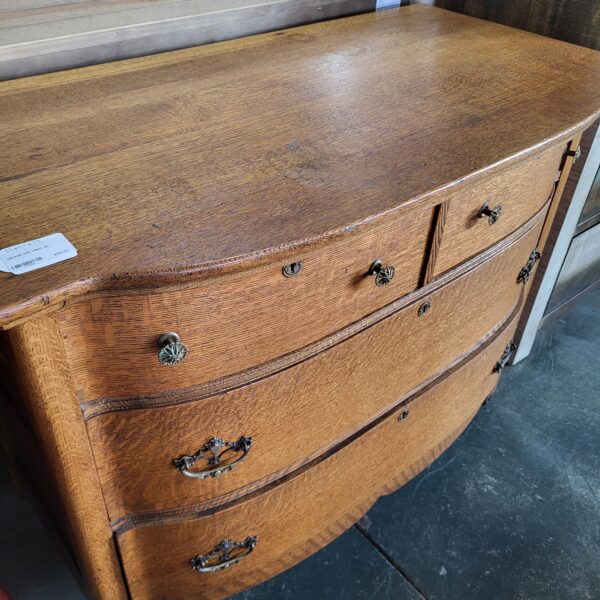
left=86, top=217, right=542, bottom=521
left=1, top=5, right=600, bottom=328
left=1, top=6, right=599, bottom=600
left=6, top=317, right=127, bottom=600
left=433, top=143, right=563, bottom=275
left=115, top=320, right=518, bottom=600
left=58, top=205, right=433, bottom=400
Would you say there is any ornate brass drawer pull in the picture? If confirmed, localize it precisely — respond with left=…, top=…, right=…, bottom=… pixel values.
left=517, top=249, right=541, bottom=284
left=191, top=536, right=257, bottom=573
left=157, top=332, right=188, bottom=365
left=173, top=436, right=253, bottom=479
left=368, top=259, right=395, bottom=287
left=494, top=341, right=516, bottom=372
left=478, top=202, right=502, bottom=225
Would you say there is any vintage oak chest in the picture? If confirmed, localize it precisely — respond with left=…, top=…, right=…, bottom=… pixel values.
left=1, top=5, right=599, bottom=599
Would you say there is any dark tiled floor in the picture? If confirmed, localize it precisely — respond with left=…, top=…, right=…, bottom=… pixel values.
left=0, top=467, right=82, bottom=600
left=1, top=289, right=599, bottom=600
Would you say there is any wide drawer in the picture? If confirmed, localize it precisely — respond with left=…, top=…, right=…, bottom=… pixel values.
left=433, top=142, right=563, bottom=276
left=116, top=313, right=518, bottom=600
left=86, top=215, right=543, bottom=521
left=58, top=205, right=433, bottom=400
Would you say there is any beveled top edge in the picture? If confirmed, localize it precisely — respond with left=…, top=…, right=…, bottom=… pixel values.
left=1, top=5, right=600, bottom=329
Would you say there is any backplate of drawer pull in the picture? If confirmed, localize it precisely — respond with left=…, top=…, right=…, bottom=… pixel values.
left=157, top=332, right=188, bottom=366
left=478, top=202, right=503, bottom=225
left=517, top=249, right=541, bottom=284
left=494, top=342, right=516, bottom=372
left=368, top=259, right=396, bottom=287
left=191, top=536, right=257, bottom=573
left=173, top=436, right=253, bottom=479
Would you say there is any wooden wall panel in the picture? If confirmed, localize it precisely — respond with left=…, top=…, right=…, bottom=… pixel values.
left=433, top=0, right=600, bottom=50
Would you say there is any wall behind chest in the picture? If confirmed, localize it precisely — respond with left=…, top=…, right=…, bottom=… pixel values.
left=0, top=0, right=377, bottom=79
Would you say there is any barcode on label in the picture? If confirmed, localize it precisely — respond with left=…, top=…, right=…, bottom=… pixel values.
left=13, top=257, right=43, bottom=270
left=0, top=233, right=77, bottom=275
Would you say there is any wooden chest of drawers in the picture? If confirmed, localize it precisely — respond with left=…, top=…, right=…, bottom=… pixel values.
left=1, top=5, right=599, bottom=600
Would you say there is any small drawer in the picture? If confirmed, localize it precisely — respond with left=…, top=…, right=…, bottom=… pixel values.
left=433, top=143, right=564, bottom=276
left=86, top=214, right=543, bottom=520
left=115, top=316, right=518, bottom=600
left=59, top=205, right=434, bottom=400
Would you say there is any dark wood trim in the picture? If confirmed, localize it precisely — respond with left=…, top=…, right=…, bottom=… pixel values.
left=422, top=200, right=448, bottom=285
left=112, top=292, right=522, bottom=536
left=82, top=203, right=546, bottom=419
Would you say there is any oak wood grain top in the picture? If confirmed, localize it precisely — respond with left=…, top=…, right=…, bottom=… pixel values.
left=1, top=4, right=600, bottom=328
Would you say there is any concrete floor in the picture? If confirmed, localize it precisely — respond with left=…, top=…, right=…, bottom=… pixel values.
left=1, top=288, right=599, bottom=600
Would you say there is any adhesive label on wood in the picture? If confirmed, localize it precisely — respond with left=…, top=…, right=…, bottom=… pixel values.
left=376, top=0, right=402, bottom=9
left=0, top=233, right=77, bottom=275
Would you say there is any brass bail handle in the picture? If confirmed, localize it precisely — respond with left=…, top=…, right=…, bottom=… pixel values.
left=191, top=536, right=258, bottom=574
left=173, top=436, right=253, bottom=479
left=368, top=259, right=396, bottom=287
left=494, top=341, right=516, bottom=373
left=517, top=249, right=541, bottom=284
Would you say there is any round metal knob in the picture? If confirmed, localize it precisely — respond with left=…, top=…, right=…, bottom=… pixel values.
left=478, top=202, right=502, bottom=225
left=157, top=332, right=188, bottom=365
left=368, top=259, right=395, bottom=287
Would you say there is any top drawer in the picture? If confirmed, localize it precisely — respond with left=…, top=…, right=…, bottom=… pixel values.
left=434, top=143, right=564, bottom=276
left=58, top=205, right=433, bottom=400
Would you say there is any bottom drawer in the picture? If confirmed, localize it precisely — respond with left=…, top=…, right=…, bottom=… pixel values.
left=117, top=317, right=518, bottom=600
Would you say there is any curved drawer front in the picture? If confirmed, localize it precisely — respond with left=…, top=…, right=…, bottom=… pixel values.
left=58, top=205, right=433, bottom=400
left=87, top=217, right=543, bottom=520
left=116, top=315, right=518, bottom=600
left=433, top=142, right=563, bottom=276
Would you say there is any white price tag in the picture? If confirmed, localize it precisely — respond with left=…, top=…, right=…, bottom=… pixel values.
left=0, top=233, right=77, bottom=275
left=376, top=0, right=402, bottom=9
